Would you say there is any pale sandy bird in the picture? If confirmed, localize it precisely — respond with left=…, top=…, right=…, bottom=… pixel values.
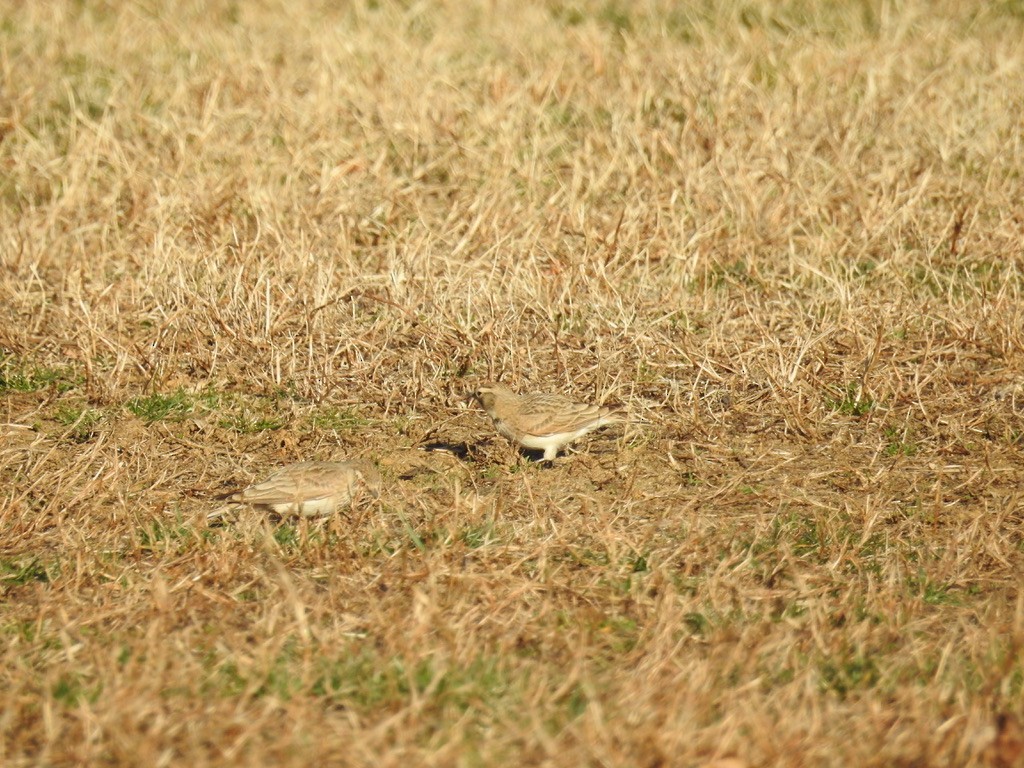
left=209, top=459, right=381, bottom=521
left=470, top=381, right=628, bottom=462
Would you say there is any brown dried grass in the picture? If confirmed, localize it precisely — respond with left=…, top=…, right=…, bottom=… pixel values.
left=2, top=1, right=1024, bottom=766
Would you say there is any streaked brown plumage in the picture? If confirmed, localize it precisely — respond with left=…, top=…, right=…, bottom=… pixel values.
left=209, top=459, right=381, bottom=521
left=470, top=381, right=627, bottom=461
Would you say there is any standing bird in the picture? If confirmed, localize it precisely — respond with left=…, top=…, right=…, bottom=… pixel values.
left=470, top=381, right=628, bottom=462
left=209, top=459, right=381, bottom=521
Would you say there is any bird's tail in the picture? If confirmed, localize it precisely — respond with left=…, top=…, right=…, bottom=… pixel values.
left=207, top=502, right=240, bottom=523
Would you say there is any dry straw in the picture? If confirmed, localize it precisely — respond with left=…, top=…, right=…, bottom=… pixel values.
left=1, top=1, right=1023, bottom=766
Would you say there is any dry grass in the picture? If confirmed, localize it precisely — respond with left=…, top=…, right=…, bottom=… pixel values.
left=2, top=0, right=1024, bottom=765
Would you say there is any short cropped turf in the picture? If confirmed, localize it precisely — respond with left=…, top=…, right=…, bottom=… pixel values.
left=2, top=1, right=1023, bottom=766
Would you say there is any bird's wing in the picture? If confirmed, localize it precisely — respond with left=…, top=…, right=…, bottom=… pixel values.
left=240, top=462, right=351, bottom=504
left=517, top=397, right=616, bottom=436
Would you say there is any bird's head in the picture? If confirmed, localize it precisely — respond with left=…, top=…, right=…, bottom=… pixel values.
left=469, top=381, right=506, bottom=413
left=353, top=462, right=382, bottom=499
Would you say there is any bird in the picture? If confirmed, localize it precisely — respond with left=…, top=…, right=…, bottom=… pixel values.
left=469, top=381, right=628, bottom=462
left=208, top=459, right=381, bottom=521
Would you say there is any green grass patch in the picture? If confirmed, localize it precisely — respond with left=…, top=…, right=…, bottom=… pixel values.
left=827, top=382, right=874, bottom=417
left=0, top=556, right=57, bottom=586
left=138, top=517, right=196, bottom=553
left=200, top=645, right=515, bottom=717
left=460, top=519, right=498, bottom=549
left=128, top=389, right=194, bottom=422
left=883, top=426, right=918, bottom=457
left=910, top=571, right=961, bottom=606
left=818, top=653, right=880, bottom=698
left=313, top=652, right=511, bottom=714
left=309, top=406, right=370, bottom=431
left=273, top=524, right=301, bottom=548
left=0, top=356, right=80, bottom=394
left=53, top=403, right=104, bottom=442
left=218, top=412, right=285, bottom=433
left=126, top=387, right=289, bottom=431
left=52, top=673, right=103, bottom=707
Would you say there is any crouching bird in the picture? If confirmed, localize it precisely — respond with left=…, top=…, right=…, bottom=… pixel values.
left=208, top=459, right=381, bottom=522
left=470, top=381, right=629, bottom=462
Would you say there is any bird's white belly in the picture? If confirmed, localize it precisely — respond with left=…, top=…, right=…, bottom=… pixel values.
left=267, top=497, right=338, bottom=518
left=519, top=428, right=589, bottom=451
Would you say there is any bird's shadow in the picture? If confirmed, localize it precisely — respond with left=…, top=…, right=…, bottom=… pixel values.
left=419, top=441, right=471, bottom=459
left=420, top=439, right=557, bottom=466
left=519, top=448, right=554, bottom=465
left=417, top=438, right=617, bottom=468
